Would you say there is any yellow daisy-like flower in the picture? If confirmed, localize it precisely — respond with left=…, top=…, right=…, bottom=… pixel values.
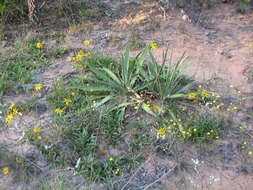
left=200, top=90, right=208, bottom=98
left=108, top=156, right=114, bottom=162
left=193, top=128, right=197, bottom=132
left=8, top=103, right=15, bottom=110
left=37, top=136, right=43, bottom=140
left=114, top=168, right=120, bottom=175
left=248, top=151, right=252, bottom=156
left=68, top=56, right=76, bottom=61
left=2, top=167, right=9, bottom=175
left=233, top=106, right=238, bottom=110
left=156, top=128, right=166, bottom=137
left=149, top=42, right=158, bottom=50
left=63, top=98, right=72, bottom=105
left=36, top=42, right=45, bottom=49
left=5, top=114, right=14, bottom=123
left=152, top=105, right=159, bottom=111
left=55, top=108, right=63, bottom=114
left=12, top=108, right=19, bottom=115
left=83, top=40, right=90, bottom=48
left=33, top=126, right=41, bottom=133
left=188, top=92, right=196, bottom=99
left=34, top=84, right=42, bottom=92
left=229, top=85, right=234, bottom=88
left=76, top=50, right=85, bottom=61
left=243, top=141, right=248, bottom=145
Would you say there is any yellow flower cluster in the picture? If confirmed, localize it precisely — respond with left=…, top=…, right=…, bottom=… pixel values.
left=108, top=156, right=114, bottom=162
left=55, top=108, right=63, bottom=114
left=188, top=92, right=196, bottom=99
left=114, top=168, right=120, bottom=175
left=200, top=90, right=208, bottom=98
left=149, top=42, right=158, bottom=50
left=83, top=40, right=90, bottom=48
left=152, top=105, right=159, bottom=111
left=2, top=167, right=9, bottom=175
left=34, top=83, right=43, bottom=92
left=33, top=126, right=41, bottom=133
left=156, top=127, right=166, bottom=137
left=68, top=40, right=90, bottom=62
left=36, top=42, right=45, bottom=49
left=5, top=104, right=19, bottom=124
left=63, top=98, right=72, bottom=105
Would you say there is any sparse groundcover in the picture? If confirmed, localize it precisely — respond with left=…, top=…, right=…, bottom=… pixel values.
left=38, top=45, right=231, bottom=184
left=0, top=37, right=68, bottom=96
left=1, top=0, right=253, bottom=189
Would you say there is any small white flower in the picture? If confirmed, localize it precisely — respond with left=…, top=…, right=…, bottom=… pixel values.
left=75, top=158, right=81, bottom=169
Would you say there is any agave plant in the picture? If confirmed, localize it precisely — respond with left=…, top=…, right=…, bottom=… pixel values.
left=68, top=45, right=193, bottom=124
left=141, top=49, right=193, bottom=102
left=67, top=46, right=150, bottom=121
left=139, top=48, right=193, bottom=134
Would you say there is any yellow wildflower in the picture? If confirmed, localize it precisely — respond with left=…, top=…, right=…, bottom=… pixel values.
left=63, top=98, right=72, bottom=105
left=12, top=108, right=19, bottom=115
left=152, top=105, right=159, bottom=111
left=8, top=103, right=15, bottom=110
left=34, top=84, right=42, bottom=92
left=193, top=128, right=197, bottom=132
left=55, top=108, right=63, bottom=113
left=149, top=42, right=158, bottom=50
left=243, top=141, right=248, bottom=145
left=68, top=57, right=76, bottom=61
left=108, top=156, right=114, bottom=162
left=2, top=167, right=9, bottom=175
left=83, top=40, right=90, bottom=48
left=5, top=114, right=14, bottom=123
left=134, top=106, right=138, bottom=110
left=33, top=126, right=41, bottom=133
left=229, top=85, right=234, bottom=88
left=233, top=106, right=238, bottom=110
left=248, top=151, right=253, bottom=156
left=36, top=42, right=45, bottom=49
left=188, top=92, right=196, bottom=99
left=207, top=132, right=211, bottom=135
left=200, top=90, right=208, bottom=98
left=114, top=168, right=120, bottom=175
left=37, top=136, right=42, bottom=140
left=156, top=128, right=166, bottom=137
left=76, top=50, right=85, bottom=61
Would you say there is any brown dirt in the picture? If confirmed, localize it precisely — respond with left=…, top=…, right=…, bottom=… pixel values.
left=1, top=1, right=253, bottom=189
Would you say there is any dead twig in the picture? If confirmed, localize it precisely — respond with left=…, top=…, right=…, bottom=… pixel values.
left=143, top=165, right=177, bottom=190
left=121, top=157, right=152, bottom=190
